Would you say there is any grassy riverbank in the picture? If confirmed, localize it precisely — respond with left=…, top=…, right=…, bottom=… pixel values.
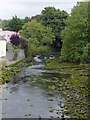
left=44, top=58, right=89, bottom=119
left=0, top=59, right=7, bottom=70
left=1, top=59, right=33, bottom=84
left=0, top=59, right=8, bottom=84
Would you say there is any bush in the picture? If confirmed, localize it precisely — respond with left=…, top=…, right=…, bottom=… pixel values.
left=81, top=43, right=90, bottom=63
left=10, top=34, right=28, bottom=58
left=37, top=46, right=51, bottom=54
left=10, top=34, right=21, bottom=46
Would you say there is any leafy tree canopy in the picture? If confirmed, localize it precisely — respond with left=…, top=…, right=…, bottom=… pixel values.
left=0, top=19, right=2, bottom=28
left=30, top=15, right=40, bottom=22
left=39, top=7, right=68, bottom=51
left=22, top=16, right=30, bottom=24
left=7, top=15, right=24, bottom=32
left=60, top=2, right=89, bottom=63
left=19, top=20, right=55, bottom=55
left=19, top=20, right=55, bottom=46
left=1, top=19, right=9, bottom=30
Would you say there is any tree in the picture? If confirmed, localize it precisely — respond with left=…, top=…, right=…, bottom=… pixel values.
left=10, top=34, right=21, bottom=46
left=30, top=15, right=40, bottom=22
left=22, top=16, right=30, bottom=24
left=20, top=38, right=28, bottom=58
left=0, top=19, right=2, bottom=28
left=39, top=7, right=68, bottom=51
left=60, top=2, right=89, bottom=63
left=7, top=15, right=24, bottom=32
left=2, top=19, right=9, bottom=30
left=23, top=16, right=30, bottom=23
left=10, top=34, right=28, bottom=58
left=19, top=20, right=55, bottom=55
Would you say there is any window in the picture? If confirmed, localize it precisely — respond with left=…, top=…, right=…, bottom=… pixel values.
left=3, top=35, right=6, bottom=38
left=8, top=34, right=10, bottom=38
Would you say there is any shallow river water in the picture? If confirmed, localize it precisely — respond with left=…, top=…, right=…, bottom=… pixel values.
left=2, top=55, right=70, bottom=118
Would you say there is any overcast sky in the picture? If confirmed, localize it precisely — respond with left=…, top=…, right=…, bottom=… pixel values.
left=0, top=0, right=84, bottom=20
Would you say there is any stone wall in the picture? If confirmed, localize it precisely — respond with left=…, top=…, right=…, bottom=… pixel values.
left=17, top=49, right=25, bottom=61
left=6, top=48, right=25, bottom=61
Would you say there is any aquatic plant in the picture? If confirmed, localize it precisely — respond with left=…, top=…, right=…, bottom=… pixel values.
left=44, top=58, right=89, bottom=119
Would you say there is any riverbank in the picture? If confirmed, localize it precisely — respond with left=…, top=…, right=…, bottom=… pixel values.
left=0, top=58, right=34, bottom=84
left=44, top=58, right=89, bottom=119
left=0, top=58, right=32, bottom=119
left=0, top=58, right=33, bottom=119
left=1, top=56, right=89, bottom=119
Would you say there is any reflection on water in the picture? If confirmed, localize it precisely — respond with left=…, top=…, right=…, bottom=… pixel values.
left=2, top=55, right=70, bottom=118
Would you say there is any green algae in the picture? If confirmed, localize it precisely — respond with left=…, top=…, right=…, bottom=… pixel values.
left=49, top=109, right=54, bottom=112
left=48, top=98, right=54, bottom=101
left=1, top=59, right=33, bottom=84
left=24, top=113, right=31, bottom=116
left=44, top=58, right=89, bottom=119
left=48, top=85, right=56, bottom=90
left=1, top=67, right=21, bottom=84
left=26, top=99, right=30, bottom=101
left=2, top=112, right=6, bottom=114
left=4, top=98, right=8, bottom=100
left=30, top=105, right=34, bottom=107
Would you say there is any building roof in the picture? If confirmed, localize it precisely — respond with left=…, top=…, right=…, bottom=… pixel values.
left=0, top=30, right=17, bottom=42
left=0, top=35, right=6, bottom=41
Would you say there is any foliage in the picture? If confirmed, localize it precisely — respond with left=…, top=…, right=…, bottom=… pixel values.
left=30, top=15, right=40, bottom=22
left=37, top=46, right=51, bottom=54
left=1, top=59, right=33, bottom=84
left=6, top=15, right=24, bottom=32
left=2, top=16, right=30, bottom=31
left=2, top=19, right=9, bottom=30
left=10, top=34, right=21, bottom=46
left=39, top=7, right=68, bottom=51
left=60, top=2, right=89, bottom=63
left=81, top=43, right=90, bottom=63
left=19, top=20, right=55, bottom=56
left=28, top=43, right=36, bottom=57
left=44, top=58, right=88, bottom=119
left=22, top=16, right=30, bottom=23
left=0, top=19, right=2, bottom=28
left=10, top=34, right=28, bottom=58
left=1, top=67, right=21, bottom=84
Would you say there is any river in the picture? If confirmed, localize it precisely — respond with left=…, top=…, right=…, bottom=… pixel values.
left=2, top=55, right=70, bottom=118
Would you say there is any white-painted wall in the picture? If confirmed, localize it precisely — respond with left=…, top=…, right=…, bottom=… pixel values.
left=0, top=40, right=6, bottom=58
